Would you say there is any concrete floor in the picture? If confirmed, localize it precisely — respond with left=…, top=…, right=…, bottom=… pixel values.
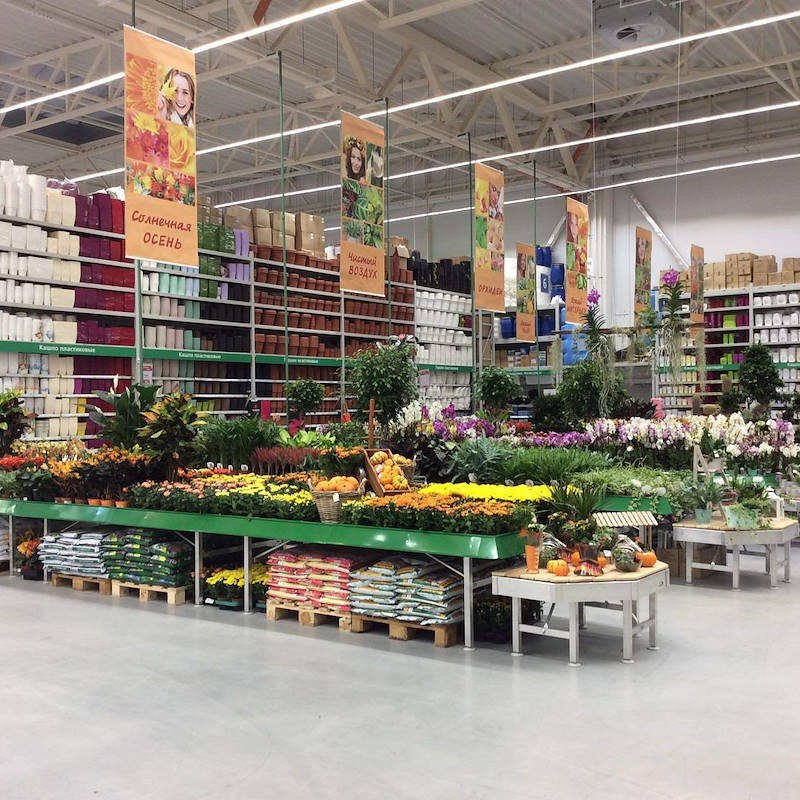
left=2, top=550, right=800, bottom=800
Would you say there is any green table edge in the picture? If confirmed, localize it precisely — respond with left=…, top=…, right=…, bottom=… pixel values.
left=0, top=500, right=523, bottom=560
left=598, top=495, right=674, bottom=515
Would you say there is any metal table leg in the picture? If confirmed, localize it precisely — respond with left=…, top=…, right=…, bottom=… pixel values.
left=685, top=540, right=693, bottom=584
left=578, top=601, right=586, bottom=629
left=732, top=544, right=741, bottom=590
left=511, top=596, right=522, bottom=656
left=647, top=593, right=659, bottom=651
left=194, top=531, right=203, bottom=606
left=784, top=542, right=791, bottom=583
left=42, top=518, right=48, bottom=583
left=243, top=535, right=252, bottom=614
left=8, top=515, right=14, bottom=577
left=769, top=543, right=778, bottom=588
left=622, top=598, right=634, bottom=663
left=463, top=556, right=474, bottom=651
left=568, top=602, right=581, bottom=667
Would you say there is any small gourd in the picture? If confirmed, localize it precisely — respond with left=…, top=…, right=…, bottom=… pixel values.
left=570, top=550, right=581, bottom=566
left=640, top=551, right=657, bottom=568
left=547, top=558, right=567, bottom=574
left=598, top=554, right=607, bottom=569
left=552, top=560, right=570, bottom=577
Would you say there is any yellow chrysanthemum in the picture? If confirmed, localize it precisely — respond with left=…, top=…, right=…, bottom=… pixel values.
left=419, top=482, right=554, bottom=503
left=133, top=111, right=159, bottom=134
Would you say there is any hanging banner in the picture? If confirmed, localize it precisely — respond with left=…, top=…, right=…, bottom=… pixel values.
left=690, top=244, right=705, bottom=336
left=474, top=163, right=505, bottom=312
left=565, top=197, right=589, bottom=324
left=634, top=226, right=652, bottom=324
left=340, top=112, right=385, bottom=296
left=123, top=26, right=197, bottom=267
left=516, top=242, right=537, bottom=342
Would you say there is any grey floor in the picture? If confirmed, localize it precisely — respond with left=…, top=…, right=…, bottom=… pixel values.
left=2, top=549, right=800, bottom=800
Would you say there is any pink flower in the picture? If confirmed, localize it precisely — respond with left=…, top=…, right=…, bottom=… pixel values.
left=662, top=269, right=679, bottom=288
left=587, top=288, right=600, bottom=308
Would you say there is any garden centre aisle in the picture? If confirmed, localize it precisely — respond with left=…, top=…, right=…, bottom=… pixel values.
left=3, top=553, right=800, bottom=800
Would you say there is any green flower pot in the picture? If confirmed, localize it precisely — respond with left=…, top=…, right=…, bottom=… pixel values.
left=694, top=508, right=713, bottom=525
left=723, top=505, right=760, bottom=530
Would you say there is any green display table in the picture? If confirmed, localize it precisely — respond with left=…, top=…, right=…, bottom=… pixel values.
left=598, top=495, right=674, bottom=516
left=0, top=499, right=524, bottom=649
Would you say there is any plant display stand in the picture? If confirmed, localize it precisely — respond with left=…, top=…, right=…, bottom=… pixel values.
left=266, top=600, right=351, bottom=632
left=491, top=563, right=670, bottom=666
left=672, top=516, right=798, bottom=589
left=51, top=572, right=112, bottom=595
left=111, top=580, right=187, bottom=606
left=350, top=614, right=459, bottom=648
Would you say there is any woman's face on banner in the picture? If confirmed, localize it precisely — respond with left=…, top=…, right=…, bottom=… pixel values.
left=173, top=73, right=193, bottom=117
left=350, top=145, right=363, bottom=175
left=637, top=236, right=646, bottom=263
left=568, top=213, right=578, bottom=242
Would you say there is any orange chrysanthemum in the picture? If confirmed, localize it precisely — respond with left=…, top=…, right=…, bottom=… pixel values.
left=125, top=54, right=159, bottom=114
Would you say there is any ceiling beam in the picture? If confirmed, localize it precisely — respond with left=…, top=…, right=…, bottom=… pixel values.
left=378, top=0, right=483, bottom=30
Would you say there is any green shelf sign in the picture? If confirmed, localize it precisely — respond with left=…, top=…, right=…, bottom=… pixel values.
left=142, top=348, right=251, bottom=363
left=257, top=355, right=342, bottom=367
left=0, top=340, right=135, bottom=357
left=417, top=364, right=473, bottom=373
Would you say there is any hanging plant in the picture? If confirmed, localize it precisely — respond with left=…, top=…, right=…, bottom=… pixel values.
left=659, top=269, right=688, bottom=385
left=581, top=289, right=616, bottom=418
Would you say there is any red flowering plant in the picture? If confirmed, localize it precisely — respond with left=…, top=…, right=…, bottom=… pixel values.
left=0, top=456, right=44, bottom=471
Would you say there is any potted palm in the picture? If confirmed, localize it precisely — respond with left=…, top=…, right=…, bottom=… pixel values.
left=685, top=478, right=723, bottom=525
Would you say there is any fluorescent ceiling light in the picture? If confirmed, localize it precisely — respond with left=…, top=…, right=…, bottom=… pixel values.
left=215, top=183, right=339, bottom=208
left=198, top=120, right=340, bottom=156
left=0, top=0, right=366, bottom=116
left=320, top=150, right=800, bottom=231
left=361, top=9, right=800, bottom=119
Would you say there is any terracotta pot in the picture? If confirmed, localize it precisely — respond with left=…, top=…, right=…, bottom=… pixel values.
left=298, top=346, right=309, bottom=357
left=295, top=252, right=308, bottom=266
left=288, top=274, right=299, bottom=287
left=115, top=500, right=130, bottom=508
left=73, top=498, right=86, bottom=505
left=300, top=314, right=312, bottom=329
left=255, top=267, right=267, bottom=283
left=87, top=498, right=102, bottom=506
left=255, top=333, right=266, bottom=353
left=262, top=310, right=277, bottom=326
left=289, top=312, right=300, bottom=327
left=525, top=545, right=539, bottom=573
left=100, top=499, right=115, bottom=507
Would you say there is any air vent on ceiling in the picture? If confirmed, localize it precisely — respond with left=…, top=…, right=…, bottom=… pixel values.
left=593, top=0, right=681, bottom=49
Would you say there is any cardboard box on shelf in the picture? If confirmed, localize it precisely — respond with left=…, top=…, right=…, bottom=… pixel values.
left=754, top=255, right=777, bottom=270
left=782, top=257, right=798, bottom=272
left=254, top=226, right=273, bottom=245
left=753, top=271, right=769, bottom=286
left=251, top=208, right=272, bottom=228
left=390, top=236, right=410, bottom=250
left=725, top=254, right=737, bottom=270
left=769, top=272, right=787, bottom=285
left=271, top=211, right=296, bottom=236
left=703, top=263, right=713, bottom=280
left=737, top=252, right=757, bottom=262
left=296, top=212, right=325, bottom=237
left=298, top=230, right=321, bottom=254
left=224, top=206, right=253, bottom=230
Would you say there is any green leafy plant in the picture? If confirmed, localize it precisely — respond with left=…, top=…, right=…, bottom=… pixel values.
left=88, top=380, right=161, bottom=449
left=739, top=344, right=783, bottom=412
left=683, top=477, right=723, bottom=510
left=322, top=420, right=368, bottom=447
left=277, top=429, right=335, bottom=448
left=138, top=393, right=206, bottom=481
left=14, top=468, right=56, bottom=501
left=197, top=417, right=279, bottom=468
left=286, top=379, right=325, bottom=417
left=0, top=390, right=30, bottom=456
left=528, top=394, right=573, bottom=433
left=446, top=438, right=508, bottom=483
left=547, top=482, right=607, bottom=522
left=348, top=340, right=418, bottom=429
left=659, top=269, right=689, bottom=384
left=475, top=366, right=520, bottom=415
left=500, top=448, right=612, bottom=486
left=557, top=359, right=627, bottom=425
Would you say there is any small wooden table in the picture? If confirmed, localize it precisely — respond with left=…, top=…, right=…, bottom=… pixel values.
left=672, top=517, right=798, bottom=590
left=491, top=562, right=670, bottom=666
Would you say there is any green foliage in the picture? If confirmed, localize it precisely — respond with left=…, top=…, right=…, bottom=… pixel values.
left=446, top=438, right=508, bottom=483
left=323, top=420, right=368, bottom=448
left=138, top=393, right=206, bottom=480
left=500, top=448, right=612, bottom=485
left=277, top=429, right=335, bottom=448
left=14, top=468, right=56, bottom=501
left=348, top=341, right=418, bottom=428
left=719, top=389, right=741, bottom=415
left=197, top=417, right=280, bottom=468
left=739, top=344, right=783, bottom=409
left=528, top=394, right=573, bottom=433
left=0, top=390, right=30, bottom=456
left=88, top=381, right=160, bottom=449
left=557, top=360, right=627, bottom=425
left=573, top=466, right=691, bottom=514
left=547, top=482, right=607, bottom=521
left=475, top=366, right=521, bottom=412
left=0, top=470, right=18, bottom=497
left=286, top=379, right=325, bottom=416
left=683, top=477, right=723, bottom=510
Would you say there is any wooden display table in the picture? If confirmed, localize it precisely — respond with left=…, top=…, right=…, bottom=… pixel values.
left=491, top=562, right=670, bottom=666
left=672, top=517, right=798, bottom=590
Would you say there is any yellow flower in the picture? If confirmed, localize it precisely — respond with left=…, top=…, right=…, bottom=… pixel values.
left=160, top=79, right=177, bottom=102
left=419, top=482, right=554, bottom=503
left=133, top=111, right=159, bottom=134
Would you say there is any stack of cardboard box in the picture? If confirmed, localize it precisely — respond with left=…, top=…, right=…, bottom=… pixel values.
left=700, top=253, right=800, bottom=290
left=223, top=205, right=253, bottom=240
left=780, top=257, right=800, bottom=285
left=295, top=212, right=325, bottom=258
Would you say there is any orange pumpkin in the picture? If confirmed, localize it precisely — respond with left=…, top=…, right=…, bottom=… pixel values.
left=553, top=561, right=570, bottom=577
left=640, top=551, right=657, bottom=568
left=598, top=555, right=607, bottom=569
left=547, top=559, right=567, bottom=574
left=570, top=551, right=581, bottom=566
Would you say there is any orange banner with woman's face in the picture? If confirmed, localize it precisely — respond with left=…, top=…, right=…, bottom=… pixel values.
left=124, top=26, right=198, bottom=267
left=474, top=163, right=505, bottom=312
left=565, top=197, right=589, bottom=324
left=340, top=112, right=385, bottom=296
left=516, top=242, right=537, bottom=342
left=634, top=226, right=652, bottom=324
left=690, top=244, right=705, bottom=337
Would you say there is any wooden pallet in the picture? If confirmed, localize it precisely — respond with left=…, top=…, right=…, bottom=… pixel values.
left=266, top=600, right=352, bottom=632
left=51, top=572, right=112, bottom=595
left=111, top=580, right=186, bottom=606
left=350, top=614, right=459, bottom=648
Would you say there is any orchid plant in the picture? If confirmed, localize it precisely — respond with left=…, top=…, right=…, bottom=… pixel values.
left=659, top=268, right=688, bottom=384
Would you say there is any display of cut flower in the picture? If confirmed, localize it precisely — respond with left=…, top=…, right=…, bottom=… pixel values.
left=126, top=160, right=196, bottom=205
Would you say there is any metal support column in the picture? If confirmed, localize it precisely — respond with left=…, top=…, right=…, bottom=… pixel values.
left=41, top=518, right=49, bottom=582
left=243, top=535, right=253, bottom=614
left=8, top=515, right=13, bottom=576
left=463, top=555, right=474, bottom=650
left=194, top=531, right=203, bottom=606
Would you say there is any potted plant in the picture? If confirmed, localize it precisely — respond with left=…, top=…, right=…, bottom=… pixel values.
left=475, top=366, right=520, bottom=419
left=14, top=468, right=56, bottom=502
left=0, top=389, right=30, bottom=456
left=722, top=475, right=770, bottom=529
left=685, top=478, right=723, bottom=525
left=88, top=380, right=161, bottom=448
left=17, top=537, right=43, bottom=581
left=738, top=344, right=783, bottom=418
left=658, top=269, right=689, bottom=385
left=348, top=339, right=418, bottom=433
left=286, top=379, right=325, bottom=426
left=138, top=393, right=206, bottom=481
left=519, top=523, right=544, bottom=573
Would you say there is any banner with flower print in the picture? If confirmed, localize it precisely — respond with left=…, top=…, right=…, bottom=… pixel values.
left=515, top=242, right=536, bottom=341
left=124, top=26, right=197, bottom=267
left=565, top=197, right=589, bottom=324
left=634, top=225, right=652, bottom=324
left=690, top=244, right=704, bottom=337
left=340, top=112, right=385, bottom=296
left=474, top=163, right=505, bottom=312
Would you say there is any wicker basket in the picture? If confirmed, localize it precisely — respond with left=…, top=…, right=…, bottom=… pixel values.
left=309, top=478, right=366, bottom=524
left=400, top=463, right=416, bottom=484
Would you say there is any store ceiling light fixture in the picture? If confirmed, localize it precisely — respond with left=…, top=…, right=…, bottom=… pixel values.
left=0, top=0, right=366, bottom=116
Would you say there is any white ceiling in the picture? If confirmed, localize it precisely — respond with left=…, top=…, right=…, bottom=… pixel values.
left=2, top=0, right=800, bottom=220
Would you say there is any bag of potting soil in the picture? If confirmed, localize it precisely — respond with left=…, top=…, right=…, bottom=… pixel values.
left=149, top=553, right=192, bottom=568
left=150, top=541, right=193, bottom=558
